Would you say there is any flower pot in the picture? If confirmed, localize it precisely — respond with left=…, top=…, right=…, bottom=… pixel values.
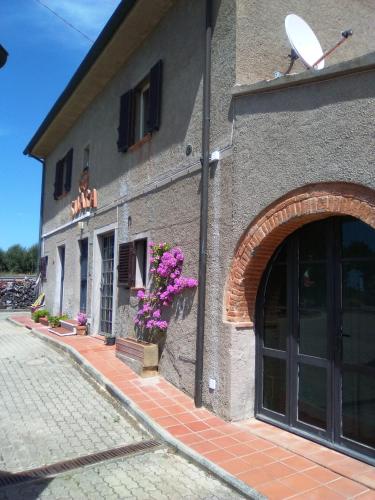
left=76, top=325, right=87, bottom=335
left=39, top=317, right=49, bottom=326
left=104, top=336, right=116, bottom=346
left=115, top=337, right=158, bottom=377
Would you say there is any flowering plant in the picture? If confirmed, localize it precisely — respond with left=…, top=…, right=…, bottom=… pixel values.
left=77, top=312, right=87, bottom=326
left=134, top=242, right=198, bottom=342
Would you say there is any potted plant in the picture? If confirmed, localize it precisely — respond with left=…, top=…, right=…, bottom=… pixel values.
left=116, top=242, right=197, bottom=376
left=76, top=312, right=88, bottom=335
left=48, top=314, right=68, bottom=328
left=48, top=315, right=61, bottom=328
left=104, top=333, right=116, bottom=346
left=32, top=308, right=49, bottom=325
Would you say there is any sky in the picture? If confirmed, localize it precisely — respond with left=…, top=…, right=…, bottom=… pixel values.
left=0, top=0, right=120, bottom=250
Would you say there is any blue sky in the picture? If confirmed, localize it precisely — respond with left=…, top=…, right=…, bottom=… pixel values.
left=0, top=0, right=120, bottom=250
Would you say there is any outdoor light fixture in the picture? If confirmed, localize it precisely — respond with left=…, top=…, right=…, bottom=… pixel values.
left=0, top=44, right=8, bottom=69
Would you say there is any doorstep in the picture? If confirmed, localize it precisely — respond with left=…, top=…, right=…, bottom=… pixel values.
left=9, top=315, right=375, bottom=500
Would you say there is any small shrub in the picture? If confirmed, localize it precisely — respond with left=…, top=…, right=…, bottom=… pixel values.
left=48, top=316, right=61, bottom=328
left=32, top=309, right=50, bottom=323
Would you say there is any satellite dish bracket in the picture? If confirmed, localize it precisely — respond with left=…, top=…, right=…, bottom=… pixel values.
left=311, top=29, right=352, bottom=68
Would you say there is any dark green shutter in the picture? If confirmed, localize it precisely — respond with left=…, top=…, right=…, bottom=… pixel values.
left=64, top=148, right=73, bottom=192
left=118, top=242, right=135, bottom=287
left=53, top=160, right=64, bottom=200
left=148, top=60, right=163, bottom=132
left=117, top=90, right=135, bottom=152
left=40, top=256, right=48, bottom=280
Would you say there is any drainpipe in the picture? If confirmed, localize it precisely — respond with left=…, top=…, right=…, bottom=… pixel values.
left=27, top=154, right=45, bottom=276
left=195, top=0, right=213, bottom=408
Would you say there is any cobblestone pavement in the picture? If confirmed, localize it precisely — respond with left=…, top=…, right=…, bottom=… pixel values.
left=0, top=450, right=241, bottom=500
left=0, top=319, right=243, bottom=499
left=0, top=319, right=147, bottom=472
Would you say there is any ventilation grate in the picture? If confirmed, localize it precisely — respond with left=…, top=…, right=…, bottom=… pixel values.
left=0, top=439, right=161, bottom=488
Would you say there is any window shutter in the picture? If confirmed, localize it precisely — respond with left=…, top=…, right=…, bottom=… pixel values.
left=64, top=148, right=73, bottom=193
left=40, top=256, right=48, bottom=280
left=148, top=60, right=163, bottom=132
left=53, top=160, right=64, bottom=200
left=117, top=90, right=135, bottom=152
left=118, top=242, right=135, bottom=287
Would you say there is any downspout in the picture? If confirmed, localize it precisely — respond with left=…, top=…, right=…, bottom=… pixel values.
left=27, top=154, right=45, bottom=275
left=195, top=0, right=213, bottom=407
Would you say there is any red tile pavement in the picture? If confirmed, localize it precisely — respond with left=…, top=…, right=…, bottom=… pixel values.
left=10, top=315, right=375, bottom=500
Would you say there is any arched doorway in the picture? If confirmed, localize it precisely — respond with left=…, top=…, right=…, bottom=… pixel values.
left=256, top=216, right=375, bottom=463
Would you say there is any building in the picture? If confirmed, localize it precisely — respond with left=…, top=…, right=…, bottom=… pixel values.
left=25, top=0, right=375, bottom=465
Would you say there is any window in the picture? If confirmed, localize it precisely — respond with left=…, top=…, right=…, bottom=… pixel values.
left=135, top=239, right=147, bottom=288
left=54, top=148, right=73, bottom=200
left=83, top=145, right=90, bottom=169
left=134, top=82, right=150, bottom=143
left=117, top=60, right=163, bottom=153
left=117, top=238, right=147, bottom=288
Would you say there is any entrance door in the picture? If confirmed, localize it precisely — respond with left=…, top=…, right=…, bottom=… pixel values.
left=58, top=246, right=65, bottom=316
left=99, top=233, right=114, bottom=335
left=256, top=217, right=375, bottom=463
left=79, top=239, right=88, bottom=313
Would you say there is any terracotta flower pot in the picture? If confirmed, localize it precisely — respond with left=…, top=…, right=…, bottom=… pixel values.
left=39, top=317, right=49, bottom=327
left=76, top=325, right=87, bottom=335
left=115, top=337, right=158, bottom=377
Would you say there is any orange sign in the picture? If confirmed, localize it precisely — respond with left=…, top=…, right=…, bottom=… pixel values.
left=71, top=167, right=98, bottom=217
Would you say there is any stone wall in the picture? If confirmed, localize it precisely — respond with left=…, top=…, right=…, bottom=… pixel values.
left=0, top=278, right=36, bottom=310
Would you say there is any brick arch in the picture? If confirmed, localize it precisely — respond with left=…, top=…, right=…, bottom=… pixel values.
left=225, top=182, right=375, bottom=325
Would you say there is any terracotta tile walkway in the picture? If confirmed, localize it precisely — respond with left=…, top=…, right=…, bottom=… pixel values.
left=11, top=316, right=375, bottom=500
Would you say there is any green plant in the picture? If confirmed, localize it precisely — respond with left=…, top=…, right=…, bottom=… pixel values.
left=48, top=316, right=61, bottom=328
left=32, top=309, right=50, bottom=323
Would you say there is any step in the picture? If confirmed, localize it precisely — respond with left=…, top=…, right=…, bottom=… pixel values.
left=48, top=326, right=76, bottom=337
left=60, top=319, right=78, bottom=333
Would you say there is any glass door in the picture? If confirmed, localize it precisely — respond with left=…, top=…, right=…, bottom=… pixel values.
left=256, top=217, right=375, bottom=463
left=58, top=245, right=65, bottom=316
left=100, top=233, right=114, bottom=335
left=337, top=219, right=375, bottom=453
left=79, top=239, right=88, bottom=313
left=291, top=221, right=332, bottom=440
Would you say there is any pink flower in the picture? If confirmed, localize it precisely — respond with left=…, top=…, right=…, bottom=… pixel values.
left=153, top=309, right=161, bottom=319
left=137, top=290, right=145, bottom=300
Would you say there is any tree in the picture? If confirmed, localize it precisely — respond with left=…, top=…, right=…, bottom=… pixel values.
left=0, top=249, right=7, bottom=272
left=24, top=244, right=38, bottom=274
left=4, top=245, right=25, bottom=273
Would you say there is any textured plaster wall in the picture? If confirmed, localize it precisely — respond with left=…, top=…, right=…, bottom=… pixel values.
left=221, top=68, right=375, bottom=419
left=236, top=0, right=375, bottom=84
left=40, top=0, right=237, bottom=406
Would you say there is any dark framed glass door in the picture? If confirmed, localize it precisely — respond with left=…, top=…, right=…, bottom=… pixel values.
left=100, top=233, right=114, bottom=335
left=79, top=239, right=88, bottom=313
left=256, top=217, right=375, bottom=464
left=58, top=245, right=65, bottom=316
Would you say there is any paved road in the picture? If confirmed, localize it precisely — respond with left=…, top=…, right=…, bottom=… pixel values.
left=0, top=318, right=243, bottom=499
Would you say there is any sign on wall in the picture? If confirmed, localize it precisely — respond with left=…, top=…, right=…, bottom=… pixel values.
left=71, top=167, right=98, bottom=218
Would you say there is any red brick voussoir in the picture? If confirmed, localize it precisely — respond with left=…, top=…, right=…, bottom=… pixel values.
left=225, top=182, right=375, bottom=325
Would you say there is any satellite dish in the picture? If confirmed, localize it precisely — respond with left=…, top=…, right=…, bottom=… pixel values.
left=285, top=14, right=324, bottom=70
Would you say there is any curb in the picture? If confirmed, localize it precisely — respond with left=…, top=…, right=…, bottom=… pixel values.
left=8, top=318, right=265, bottom=500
